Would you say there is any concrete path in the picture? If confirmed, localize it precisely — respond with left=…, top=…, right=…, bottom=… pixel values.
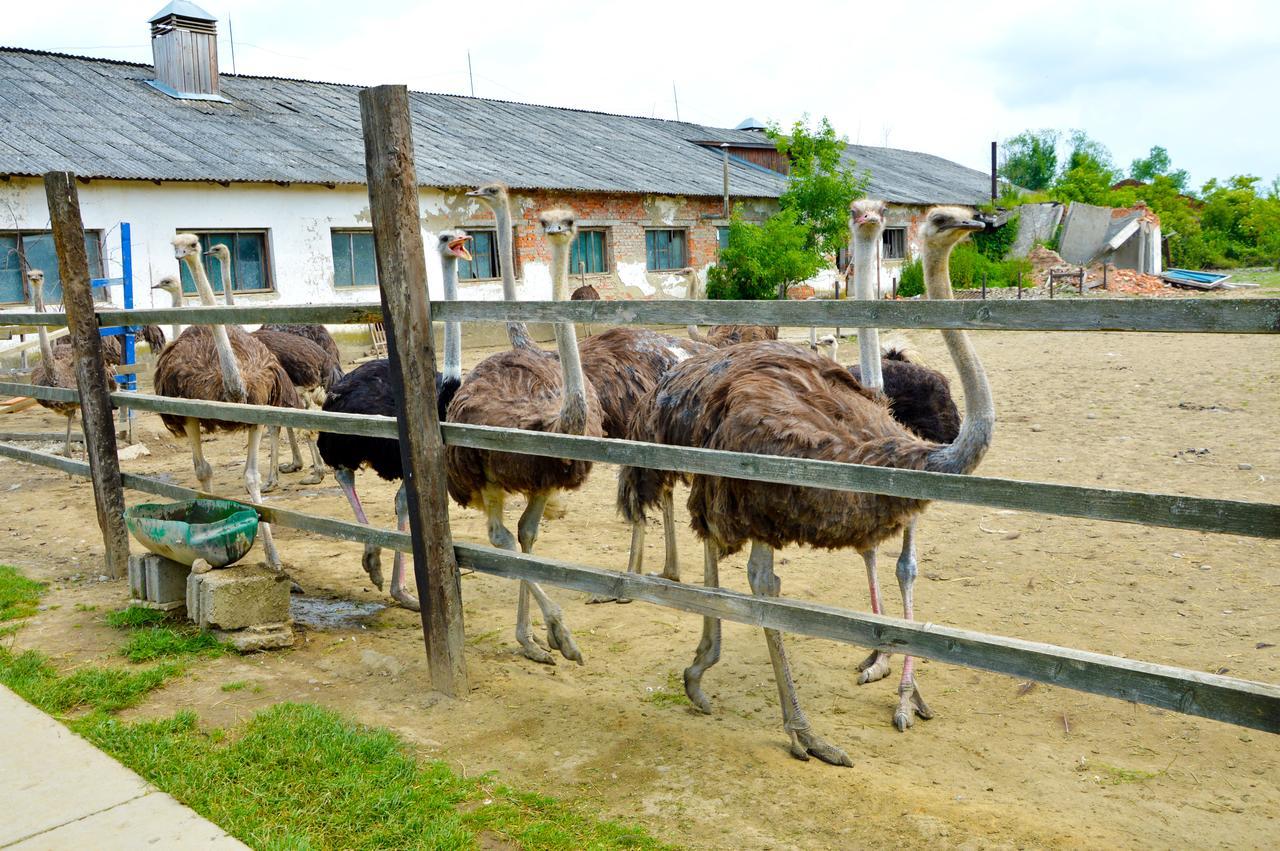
left=0, top=684, right=247, bottom=850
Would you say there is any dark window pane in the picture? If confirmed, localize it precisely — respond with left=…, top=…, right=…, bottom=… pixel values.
left=84, top=232, right=103, bottom=279
left=883, top=228, right=906, bottom=261
left=352, top=232, right=378, bottom=285
left=0, top=235, right=23, bottom=303
left=645, top=229, right=686, bottom=271
left=717, top=227, right=729, bottom=250
left=570, top=230, right=606, bottom=274
left=459, top=230, right=499, bottom=280
left=235, top=234, right=266, bottom=291
left=332, top=232, right=354, bottom=287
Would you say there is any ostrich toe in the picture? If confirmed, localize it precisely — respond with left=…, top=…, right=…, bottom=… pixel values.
left=790, top=728, right=852, bottom=767
left=518, top=632, right=555, bottom=665
left=391, top=586, right=420, bottom=611
left=362, top=547, right=385, bottom=591
left=585, top=593, right=632, bottom=604
left=893, top=681, right=935, bottom=732
left=683, top=667, right=713, bottom=714
left=545, top=616, right=583, bottom=663
left=856, top=649, right=892, bottom=684
left=278, top=459, right=302, bottom=473
left=299, top=469, right=324, bottom=485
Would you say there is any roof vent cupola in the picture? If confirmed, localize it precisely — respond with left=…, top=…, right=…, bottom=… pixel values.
left=146, top=1, right=227, bottom=101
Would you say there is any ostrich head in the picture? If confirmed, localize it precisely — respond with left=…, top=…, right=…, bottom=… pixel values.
left=172, top=233, right=202, bottom=262
left=466, top=182, right=510, bottom=209
left=204, top=243, right=231, bottom=263
left=152, top=274, right=182, bottom=299
left=437, top=228, right=473, bottom=262
left=919, top=206, right=984, bottom=247
left=850, top=198, right=887, bottom=235
left=538, top=207, right=577, bottom=244
left=26, top=268, right=44, bottom=287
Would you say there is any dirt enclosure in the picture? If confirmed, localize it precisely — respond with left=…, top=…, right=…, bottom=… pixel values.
left=2, top=322, right=1277, bottom=849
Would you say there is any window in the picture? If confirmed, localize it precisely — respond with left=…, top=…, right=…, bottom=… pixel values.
left=882, top=227, right=906, bottom=260
left=458, top=229, right=500, bottom=280
left=716, top=227, right=729, bottom=251
left=645, top=229, right=687, bottom=271
left=569, top=229, right=607, bottom=275
left=331, top=230, right=378, bottom=288
left=0, top=230, right=103, bottom=304
left=177, top=231, right=272, bottom=295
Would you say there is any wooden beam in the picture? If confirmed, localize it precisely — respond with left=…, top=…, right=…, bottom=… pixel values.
left=43, top=171, right=130, bottom=578
left=360, top=84, right=467, bottom=696
left=1, top=381, right=1274, bottom=540
left=0, top=431, right=85, bottom=443
left=0, top=440, right=1275, bottom=734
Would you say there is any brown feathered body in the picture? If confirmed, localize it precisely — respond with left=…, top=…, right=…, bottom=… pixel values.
left=154, top=326, right=300, bottom=435
left=251, top=329, right=343, bottom=406
left=53, top=326, right=166, bottom=362
left=579, top=328, right=712, bottom=438
left=31, top=348, right=115, bottom=418
left=570, top=284, right=600, bottom=301
left=446, top=347, right=604, bottom=507
left=619, top=341, right=936, bottom=556
left=690, top=324, right=779, bottom=347
left=851, top=348, right=961, bottom=445
left=259, top=323, right=341, bottom=365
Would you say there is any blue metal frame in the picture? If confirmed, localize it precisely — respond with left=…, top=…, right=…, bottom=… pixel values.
left=89, top=222, right=136, bottom=392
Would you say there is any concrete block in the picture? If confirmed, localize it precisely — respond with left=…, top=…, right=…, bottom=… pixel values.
left=186, top=565, right=290, bottom=631
left=214, top=621, right=295, bottom=653
left=128, top=553, right=190, bottom=606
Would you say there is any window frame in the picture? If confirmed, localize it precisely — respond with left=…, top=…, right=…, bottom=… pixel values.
left=0, top=229, right=104, bottom=305
left=644, top=228, right=688, bottom=271
left=330, top=228, right=379, bottom=289
left=882, top=227, right=907, bottom=261
left=457, top=227, right=503, bottom=282
left=569, top=228, right=610, bottom=275
left=175, top=229, right=275, bottom=296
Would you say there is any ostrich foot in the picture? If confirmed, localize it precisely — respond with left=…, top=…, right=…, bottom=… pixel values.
left=683, top=667, right=713, bottom=715
left=787, top=726, right=853, bottom=767
left=278, top=460, right=302, bottom=474
left=260, top=475, right=280, bottom=494
left=544, top=615, right=583, bottom=664
left=517, top=631, right=555, bottom=665
left=585, top=592, right=632, bottom=604
left=362, top=547, right=385, bottom=591
left=299, top=469, right=324, bottom=485
left=391, top=586, right=420, bottom=612
left=893, top=681, right=935, bottom=732
left=856, top=650, right=892, bottom=684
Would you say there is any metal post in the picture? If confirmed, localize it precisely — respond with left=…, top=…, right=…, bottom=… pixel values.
left=359, top=85, right=468, bottom=696
left=1103, top=264, right=1108, bottom=292
left=990, top=141, right=998, bottom=203
left=1049, top=272, right=1055, bottom=299
left=981, top=271, right=987, bottom=300
left=1079, top=269, right=1085, bottom=296
left=42, top=172, right=130, bottom=578
left=1017, top=269, right=1022, bottom=299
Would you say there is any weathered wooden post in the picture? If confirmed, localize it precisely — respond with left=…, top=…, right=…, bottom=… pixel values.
left=1016, top=269, right=1022, bottom=299
left=359, top=85, right=468, bottom=695
left=43, top=171, right=130, bottom=578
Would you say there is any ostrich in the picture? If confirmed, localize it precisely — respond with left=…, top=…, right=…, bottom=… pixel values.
left=249, top=328, right=342, bottom=489
left=465, top=182, right=537, bottom=350
left=153, top=234, right=301, bottom=575
left=258, top=324, right=341, bottom=365
left=27, top=269, right=116, bottom=457
left=445, top=208, right=602, bottom=664
left=618, top=207, right=992, bottom=762
left=570, top=283, right=600, bottom=301
left=204, top=244, right=238, bottom=307
left=53, top=324, right=166, bottom=365
left=316, top=229, right=472, bottom=609
left=686, top=323, right=779, bottom=347
left=152, top=275, right=185, bottom=344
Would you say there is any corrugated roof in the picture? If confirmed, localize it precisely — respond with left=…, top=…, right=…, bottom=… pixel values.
left=0, top=47, right=992, bottom=204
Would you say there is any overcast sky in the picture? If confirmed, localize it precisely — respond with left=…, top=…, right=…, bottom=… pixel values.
left=8, top=1, right=1279, bottom=190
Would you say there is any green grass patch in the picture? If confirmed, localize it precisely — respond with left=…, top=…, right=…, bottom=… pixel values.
left=220, top=680, right=248, bottom=693
left=79, top=702, right=668, bottom=850
left=104, top=605, right=169, bottom=629
left=644, top=671, right=689, bottom=708
left=0, top=565, right=46, bottom=622
left=106, top=605, right=227, bottom=663
left=0, top=647, right=181, bottom=715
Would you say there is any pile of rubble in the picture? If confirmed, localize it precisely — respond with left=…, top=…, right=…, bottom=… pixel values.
left=1089, top=265, right=1170, bottom=295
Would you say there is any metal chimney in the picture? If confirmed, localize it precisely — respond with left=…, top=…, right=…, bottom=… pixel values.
left=146, top=1, right=225, bottom=101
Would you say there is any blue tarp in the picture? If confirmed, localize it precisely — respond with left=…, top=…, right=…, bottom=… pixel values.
left=1162, top=269, right=1231, bottom=286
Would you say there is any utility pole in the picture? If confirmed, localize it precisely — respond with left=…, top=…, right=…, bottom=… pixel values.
left=467, top=50, right=475, bottom=97
left=672, top=81, right=680, bottom=121
left=228, top=16, right=237, bottom=75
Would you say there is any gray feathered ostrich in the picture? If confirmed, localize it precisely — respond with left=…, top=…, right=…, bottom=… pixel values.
left=27, top=269, right=116, bottom=457
left=153, top=234, right=301, bottom=575
left=464, top=182, right=537, bottom=350
left=445, top=207, right=602, bottom=664
left=618, top=207, right=993, bottom=763
left=316, top=229, right=472, bottom=609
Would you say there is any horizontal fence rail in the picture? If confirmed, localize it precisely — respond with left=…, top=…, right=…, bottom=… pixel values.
left=2, top=298, right=1278, bottom=334
left=0, top=439, right=1276, bottom=734
left=1, top=380, right=1276, bottom=540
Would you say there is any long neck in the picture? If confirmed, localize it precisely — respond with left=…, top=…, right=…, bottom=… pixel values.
left=492, top=200, right=535, bottom=349
left=184, top=255, right=248, bottom=403
left=218, top=256, right=236, bottom=307
left=32, top=284, right=54, bottom=364
left=549, top=238, right=589, bottom=435
left=167, top=289, right=183, bottom=342
left=852, top=226, right=883, bottom=390
left=441, top=253, right=462, bottom=383
left=924, top=241, right=994, bottom=474
left=685, top=272, right=708, bottom=341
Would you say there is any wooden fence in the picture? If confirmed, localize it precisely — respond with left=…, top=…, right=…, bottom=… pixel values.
left=1, top=87, right=1277, bottom=735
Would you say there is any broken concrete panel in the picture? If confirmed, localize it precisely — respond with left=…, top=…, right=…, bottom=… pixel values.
left=1059, top=202, right=1162, bottom=273
left=1009, top=203, right=1064, bottom=257
left=186, top=564, right=290, bottom=631
left=213, top=622, right=294, bottom=652
left=1058, top=203, right=1116, bottom=266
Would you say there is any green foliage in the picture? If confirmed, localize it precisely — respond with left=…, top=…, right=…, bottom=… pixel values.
left=1129, top=145, right=1189, bottom=192
left=106, top=604, right=226, bottom=663
left=998, top=129, right=1059, bottom=191
left=947, top=243, right=1031, bottom=290
left=972, top=212, right=1020, bottom=261
left=644, top=671, right=689, bottom=708
left=705, top=207, right=824, bottom=300
left=0, top=646, right=181, bottom=715
left=769, top=115, right=868, bottom=256
left=220, top=680, right=248, bottom=692
left=105, top=605, right=168, bottom=629
left=897, top=258, right=924, bottom=297
left=80, top=703, right=669, bottom=850
left=0, top=565, right=45, bottom=622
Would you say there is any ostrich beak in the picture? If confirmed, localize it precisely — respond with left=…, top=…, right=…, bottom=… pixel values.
left=944, top=219, right=986, bottom=232
left=465, top=188, right=484, bottom=197
left=543, top=222, right=570, bottom=236
left=449, top=235, right=473, bottom=261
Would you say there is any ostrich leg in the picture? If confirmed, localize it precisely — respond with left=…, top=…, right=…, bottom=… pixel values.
left=683, top=539, right=722, bottom=714
left=244, top=425, right=285, bottom=576
left=517, top=492, right=582, bottom=664
left=280, top=427, right=304, bottom=473
left=587, top=519, right=639, bottom=604
left=747, top=541, right=851, bottom=766
left=300, top=435, right=326, bottom=485
left=893, top=519, right=934, bottom=730
left=64, top=414, right=74, bottom=458
left=388, top=483, right=420, bottom=610
left=855, top=548, right=893, bottom=684
left=263, top=427, right=281, bottom=492
left=184, top=419, right=213, bottom=491
left=660, top=486, right=680, bottom=581
left=332, top=467, right=384, bottom=590
left=481, top=486, right=551, bottom=664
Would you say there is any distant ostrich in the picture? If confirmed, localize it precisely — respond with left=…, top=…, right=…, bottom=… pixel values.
left=152, top=275, right=185, bottom=344
left=465, top=182, right=537, bottom=350
left=618, top=207, right=992, bottom=762
left=316, top=230, right=472, bottom=609
left=686, top=323, right=779, bottom=347
left=445, top=208, right=602, bottom=664
left=258, top=324, right=341, bottom=365
left=154, top=234, right=301, bottom=575
left=27, top=269, right=116, bottom=457
left=53, top=324, right=166, bottom=365
left=204, top=244, right=239, bottom=307
left=570, top=283, right=600, bottom=301
left=250, top=329, right=341, bottom=489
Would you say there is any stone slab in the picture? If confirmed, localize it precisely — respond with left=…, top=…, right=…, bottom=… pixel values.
left=8, top=789, right=246, bottom=850
left=214, top=621, right=295, bottom=652
left=186, top=564, right=290, bottom=631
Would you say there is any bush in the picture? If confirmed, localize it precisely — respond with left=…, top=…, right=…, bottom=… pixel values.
left=972, top=213, right=1020, bottom=261
left=897, top=258, right=924, bottom=297
left=947, top=243, right=1030, bottom=289
left=705, top=207, right=824, bottom=300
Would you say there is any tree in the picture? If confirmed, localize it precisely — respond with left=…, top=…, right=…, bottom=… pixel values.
left=705, top=207, right=825, bottom=300
left=998, top=129, right=1059, bottom=191
left=768, top=116, right=867, bottom=257
left=1129, top=145, right=1189, bottom=193
left=1051, top=130, right=1120, bottom=205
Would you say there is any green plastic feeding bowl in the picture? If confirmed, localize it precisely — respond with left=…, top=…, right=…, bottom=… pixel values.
left=125, top=499, right=260, bottom=568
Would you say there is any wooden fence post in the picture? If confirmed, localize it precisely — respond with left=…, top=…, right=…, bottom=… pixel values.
left=42, top=171, right=130, bottom=578
left=359, top=85, right=468, bottom=695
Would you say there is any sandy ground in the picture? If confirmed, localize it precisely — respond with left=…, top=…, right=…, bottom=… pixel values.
left=1, top=321, right=1277, bottom=850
